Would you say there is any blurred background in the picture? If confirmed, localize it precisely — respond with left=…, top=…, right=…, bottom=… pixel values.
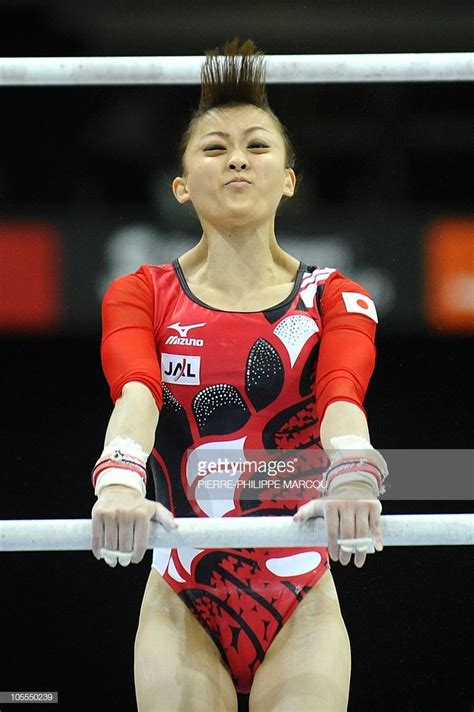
left=0, top=1, right=473, bottom=711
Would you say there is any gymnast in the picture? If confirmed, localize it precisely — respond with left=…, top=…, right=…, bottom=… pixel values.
left=91, top=38, right=387, bottom=712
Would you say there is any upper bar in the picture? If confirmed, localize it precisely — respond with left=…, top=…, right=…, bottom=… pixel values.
left=0, top=53, right=473, bottom=86
left=0, top=514, right=472, bottom=551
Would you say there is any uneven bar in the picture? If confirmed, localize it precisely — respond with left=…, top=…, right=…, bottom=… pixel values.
left=0, top=53, right=473, bottom=86
left=0, top=514, right=472, bottom=551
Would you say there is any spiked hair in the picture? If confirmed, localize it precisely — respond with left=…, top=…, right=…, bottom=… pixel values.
left=177, top=38, right=296, bottom=176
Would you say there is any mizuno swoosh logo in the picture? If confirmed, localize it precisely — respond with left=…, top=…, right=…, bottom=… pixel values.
left=167, top=321, right=206, bottom=337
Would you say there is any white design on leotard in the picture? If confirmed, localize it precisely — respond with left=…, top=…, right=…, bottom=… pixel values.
left=187, top=437, right=248, bottom=517
left=152, top=547, right=172, bottom=575
left=274, top=315, right=319, bottom=367
left=174, top=547, right=205, bottom=575
left=167, top=556, right=186, bottom=582
left=265, top=551, right=322, bottom=576
left=152, top=546, right=205, bottom=582
left=299, top=268, right=336, bottom=309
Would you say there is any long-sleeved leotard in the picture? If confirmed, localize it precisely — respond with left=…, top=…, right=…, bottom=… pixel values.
left=101, top=258, right=378, bottom=692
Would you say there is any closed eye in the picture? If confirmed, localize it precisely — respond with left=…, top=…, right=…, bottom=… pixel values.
left=203, top=142, right=270, bottom=151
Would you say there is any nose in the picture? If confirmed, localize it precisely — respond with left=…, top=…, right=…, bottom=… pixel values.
left=229, top=160, right=247, bottom=170
left=227, top=151, right=248, bottom=171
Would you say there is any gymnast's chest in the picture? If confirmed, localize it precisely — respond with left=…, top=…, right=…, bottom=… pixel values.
left=155, top=307, right=322, bottom=401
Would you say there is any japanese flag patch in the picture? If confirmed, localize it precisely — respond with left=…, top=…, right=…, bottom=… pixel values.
left=341, top=291, right=378, bottom=322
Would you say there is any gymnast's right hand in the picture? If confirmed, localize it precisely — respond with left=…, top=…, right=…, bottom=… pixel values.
left=91, top=485, right=177, bottom=567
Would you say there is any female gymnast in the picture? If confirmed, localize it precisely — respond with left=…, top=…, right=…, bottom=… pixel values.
left=91, top=38, right=388, bottom=712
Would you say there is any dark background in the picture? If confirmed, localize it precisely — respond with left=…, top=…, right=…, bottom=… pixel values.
left=1, top=2, right=473, bottom=711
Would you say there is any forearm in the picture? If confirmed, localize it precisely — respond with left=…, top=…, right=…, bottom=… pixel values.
left=92, top=384, right=174, bottom=566
left=104, top=381, right=159, bottom=455
left=320, top=401, right=369, bottom=450
left=319, top=401, right=386, bottom=496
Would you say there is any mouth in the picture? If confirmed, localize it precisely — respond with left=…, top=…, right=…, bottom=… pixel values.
left=226, top=179, right=251, bottom=187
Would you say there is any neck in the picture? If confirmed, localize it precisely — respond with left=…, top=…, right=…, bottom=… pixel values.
left=182, top=220, right=299, bottom=294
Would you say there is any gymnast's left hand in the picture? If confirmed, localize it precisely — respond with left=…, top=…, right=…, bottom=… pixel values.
left=293, top=482, right=383, bottom=568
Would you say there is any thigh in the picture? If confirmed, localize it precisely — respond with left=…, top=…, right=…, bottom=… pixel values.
left=134, top=567, right=238, bottom=712
left=249, top=570, right=351, bottom=712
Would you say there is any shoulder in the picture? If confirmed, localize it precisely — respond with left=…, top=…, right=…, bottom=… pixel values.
left=103, top=263, right=174, bottom=302
left=303, top=265, right=368, bottom=293
left=303, top=266, right=378, bottom=323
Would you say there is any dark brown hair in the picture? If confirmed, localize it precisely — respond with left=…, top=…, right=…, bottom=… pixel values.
left=177, top=38, right=296, bottom=178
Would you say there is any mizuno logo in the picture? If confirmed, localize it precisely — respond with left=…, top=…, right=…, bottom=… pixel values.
left=165, top=335, right=204, bottom=346
left=167, top=321, right=206, bottom=337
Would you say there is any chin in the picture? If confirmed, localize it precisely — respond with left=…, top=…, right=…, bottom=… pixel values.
left=218, top=215, right=266, bottom=230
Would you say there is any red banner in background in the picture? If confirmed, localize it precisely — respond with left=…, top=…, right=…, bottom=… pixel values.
left=0, top=221, right=62, bottom=331
left=0, top=211, right=472, bottom=335
left=424, top=218, right=474, bottom=334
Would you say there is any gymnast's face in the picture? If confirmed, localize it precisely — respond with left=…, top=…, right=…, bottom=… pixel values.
left=172, top=104, right=296, bottom=228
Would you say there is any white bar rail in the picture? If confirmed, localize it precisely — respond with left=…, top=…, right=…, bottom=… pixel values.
left=0, top=514, right=472, bottom=551
left=0, top=53, right=473, bottom=86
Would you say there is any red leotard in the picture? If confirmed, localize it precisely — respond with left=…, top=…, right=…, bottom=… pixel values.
left=101, top=259, right=378, bottom=693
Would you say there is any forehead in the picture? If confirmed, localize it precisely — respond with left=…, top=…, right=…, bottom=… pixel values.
left=192, top=105, right=279, bottom=140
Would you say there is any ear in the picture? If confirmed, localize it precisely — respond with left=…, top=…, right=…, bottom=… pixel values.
left=172, top=176, right=191, bottom=204
left=283, top=168, right=296, bottom=198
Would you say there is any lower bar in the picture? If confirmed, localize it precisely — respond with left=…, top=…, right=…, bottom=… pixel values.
left=0, top=514, right=472, bottom=551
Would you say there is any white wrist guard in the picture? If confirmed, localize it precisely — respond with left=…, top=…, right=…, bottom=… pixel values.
left=320, top=435, right=388, bottom=496
left=92, top=436, right=149, bottom=498
left=94, top=468, right=147, bottom=497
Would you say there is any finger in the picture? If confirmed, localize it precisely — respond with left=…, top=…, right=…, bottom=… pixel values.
left=338, top=508, right=356, bottom=566
left=91, top=513, right=104, bottom=560
left=132, top=517, right=150, bottom=564
left=99, top=547, right=132, bottom=567
left=293, top=498, right=324, bottom=522
left=103, top=520, right=119, bottom=567
left=117, top=516, right=134, bottom=558
left=117, top=551, right=133, bottom=567
left=324, top=505, right=341, bottom=562
left=369, top=504, right=384, bottom=552
left=353, top=505, right=371, bottom=568
left=100, top=548, right=119, bottom=567
left=153, top=502, right=178, bottom=530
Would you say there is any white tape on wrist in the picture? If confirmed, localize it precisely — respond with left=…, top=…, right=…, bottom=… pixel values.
left=329, top=435, right=388, bottom=473
left=95, top=468, right=146, bottom=497
left=93, top=436, right=150, bottom=495
left=102, top=436, right=150, bottom=463
left=327, top=471, right=380, bottom=497
left=324, top=434, right=388, bottom=496
left=329, top=435, right=373, bottom=451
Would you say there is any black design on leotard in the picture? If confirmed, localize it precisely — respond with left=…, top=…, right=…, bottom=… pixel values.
left=245, top=338, right=284, bottom=411
left=262, top=397, right=319, bottom=450
left=299, top=341, right=319, bottom=397
left=193, top=384, right=251, bottom=436
left=149, top=385, right=196, bottom=517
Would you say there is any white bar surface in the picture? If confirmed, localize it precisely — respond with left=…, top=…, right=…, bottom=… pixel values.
left=0, top=514, right=472, bottom=551
left=0, top=53, right=472, bottom=86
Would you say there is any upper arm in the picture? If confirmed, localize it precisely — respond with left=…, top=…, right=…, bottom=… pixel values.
left=101, top=266, right=163, bottom=410
left=315, top=272, right=378, bottom=424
